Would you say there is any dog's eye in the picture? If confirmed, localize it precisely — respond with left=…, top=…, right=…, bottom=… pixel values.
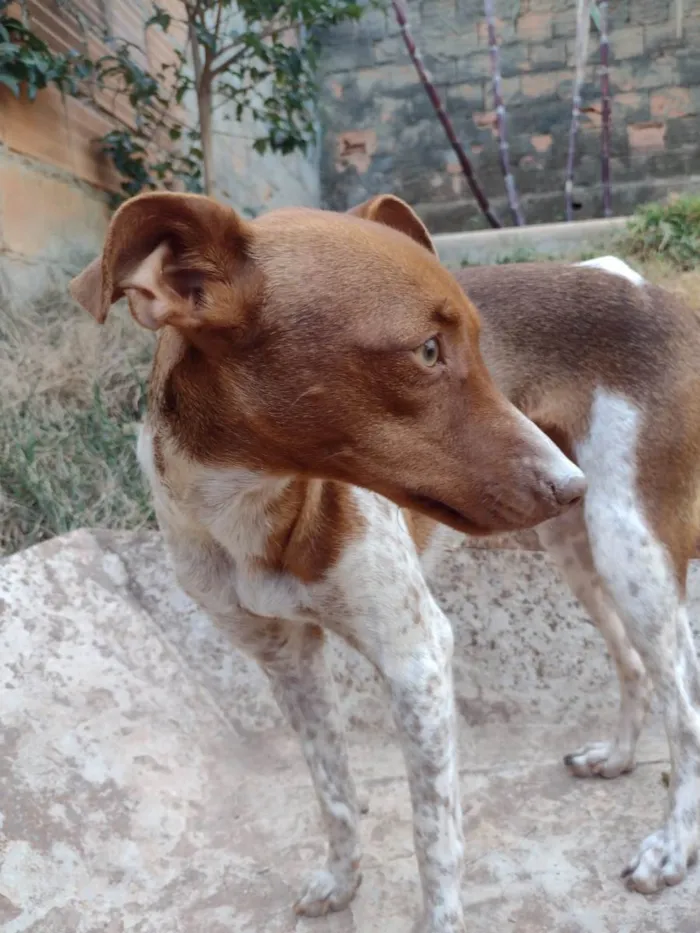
left=415, top=337, right=441, bottom=368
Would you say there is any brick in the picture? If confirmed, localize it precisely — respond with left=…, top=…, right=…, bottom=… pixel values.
left=476, top=16, right=517, bottom=45
left=644, top=21, right=685, bottom=56
left=516, top=12, right=551, bottom=41
left=509, top=98, right=572, bottom=136
left=499, top=74, right=521, bottom=101
left=676, top=50, right=700, bottom=85
left=641, top=149, right=695, bottom=180
left=63, top=97, right=120, bottom=190
left=627, top=121, right=666, bottom=152
left=472, top=110, right=498, bottom=135
left=529, top=39, right=568, bottom=69
left=497, top=42, right=529, bottom=77
left=611, top=25, right=645, bottom=60
left=334, top=129, right=377, bottom=174
left=2, top=86, right=72, bottom=175
left=528, top=0, right=576, bottom=11
left=580, top=101, right=602, bottom=129
left=356, top=9, right=388, bottom=41
left=650, top=86, right=693, bottom=119
left=0, top=159, right=109, bottom=259
left=373, top=36, right=406, bottom=66
left=530, top=133, right=553, bottom=153
left=354, top=64, right=415, bottom=96
left=613, top=90, right=651, bottom=122
left=447, top=82, right=485, bottom=109
left=521, top=69, right=572, bottom=100
left=322, top=38, right=374, bottom=72
left=611, top=56, right=679, bottom=92
left=552, top=9, right=577, bottom=39
left=630, top=0, right=675, bottom=26
left=453, top=51, right=491, bottom=83
left=666, top=115, right=700, bottom=148
left=416, top=53, right=455, bottom=85
left=375, top=96, right=402, bottom=124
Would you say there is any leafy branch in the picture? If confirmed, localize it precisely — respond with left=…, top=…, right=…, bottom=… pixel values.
left=0, top=0, right=366, bottom=202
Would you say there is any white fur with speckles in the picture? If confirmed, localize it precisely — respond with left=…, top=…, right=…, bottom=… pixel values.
left=139, top=424, right=466, bottom=932
left=573, top=389, right=700, bottom=893
left=137, top=375, right=700, bottom=925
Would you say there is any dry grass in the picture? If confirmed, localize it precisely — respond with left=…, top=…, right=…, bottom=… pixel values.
left=0, top=284, right=156, bottom=555
left=632, top=259, right=700, bottom=312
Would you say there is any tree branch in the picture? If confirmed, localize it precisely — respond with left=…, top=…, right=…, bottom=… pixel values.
left=391, top=0, right=501, bottom=228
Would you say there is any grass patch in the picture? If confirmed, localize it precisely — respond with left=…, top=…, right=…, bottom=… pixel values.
left=0, top=284, right=156, bottom=556
left=622, top=195, right=700, bottom=270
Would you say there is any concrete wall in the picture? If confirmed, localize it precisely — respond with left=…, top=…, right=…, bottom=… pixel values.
left=319, top=0, right=700, bottom=232
left=0, top=0, right=317, bottom=298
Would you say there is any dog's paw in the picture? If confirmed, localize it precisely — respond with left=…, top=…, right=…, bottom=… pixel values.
left=294, top=866, right=362, bottom=917
left=563, top=740, right=635, bottom=779
left=621, top=827, right=697, bottom=894
left=411, top=911, right=466, bottom=933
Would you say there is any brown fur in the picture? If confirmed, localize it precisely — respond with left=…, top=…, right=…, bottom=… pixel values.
left=258, top=478, right=366, bottom=584
left=70, top=192, right=583, bottom=588
left=403, top=509, right=438, bottom=554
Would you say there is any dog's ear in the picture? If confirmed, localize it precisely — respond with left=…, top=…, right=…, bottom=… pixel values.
left=69, top=192, right=254, bottom=331
left=348, top=194, right=435, bottom=255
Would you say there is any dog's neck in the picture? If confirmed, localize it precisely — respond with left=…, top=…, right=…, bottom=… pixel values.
left=139, top=418, right=372, bottom=586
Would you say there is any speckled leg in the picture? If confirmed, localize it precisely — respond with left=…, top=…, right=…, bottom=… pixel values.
left=577, top=390, right=700, bottom=893
left=235, top=619, right=362, bottom=917
left=538, top=505, right=652, bottom=778
left=339, top=594, right=465, bottom=933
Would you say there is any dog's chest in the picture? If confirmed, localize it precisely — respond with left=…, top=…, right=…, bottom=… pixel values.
left=137, top=424, right=319, bottom=622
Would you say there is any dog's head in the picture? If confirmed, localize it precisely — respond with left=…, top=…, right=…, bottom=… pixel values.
left=70, top=191, right=584, bottom=534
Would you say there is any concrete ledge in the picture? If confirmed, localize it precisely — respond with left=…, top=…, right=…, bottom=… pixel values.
left=434, top=216, right=630, bottom=267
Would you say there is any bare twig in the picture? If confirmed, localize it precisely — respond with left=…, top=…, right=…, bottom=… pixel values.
left=599, top=0, right=612, bottom=217
left=484, top=0, right=524, bottom=225
left=391, top=0, right=501, bottom=228
left=565, top=0, right=591, bottom=221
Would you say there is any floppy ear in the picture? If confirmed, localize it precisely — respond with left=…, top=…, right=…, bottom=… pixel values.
left=69, top=192, right=254, bottom=331
left=348, top=194, right=435, bottom=255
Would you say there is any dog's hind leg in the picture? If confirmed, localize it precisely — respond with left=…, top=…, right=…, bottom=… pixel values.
left=538, top=504, right=653, bottom=778
left=577, top=389, right=700, bottom=893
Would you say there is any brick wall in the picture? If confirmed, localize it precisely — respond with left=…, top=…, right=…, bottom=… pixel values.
left=0, top=0, right=317, bottom=297
left=320, top=0, right=700, bottom=232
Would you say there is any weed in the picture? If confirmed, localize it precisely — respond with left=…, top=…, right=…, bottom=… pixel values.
left=622, top=195, right=700, bottom=270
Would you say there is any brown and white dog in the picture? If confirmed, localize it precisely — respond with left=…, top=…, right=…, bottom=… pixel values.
left=70, top=191, right=700, bottom=932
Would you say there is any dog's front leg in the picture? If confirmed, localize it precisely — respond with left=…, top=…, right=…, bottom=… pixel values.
left=233, top=617, right=363, bottom=917
left=341, top=587, right=465, bottom=933
left=389, top=609, right=464, bottom=933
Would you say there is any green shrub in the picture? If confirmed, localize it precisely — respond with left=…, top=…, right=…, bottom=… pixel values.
left=623, top=195, right=700, bottom=270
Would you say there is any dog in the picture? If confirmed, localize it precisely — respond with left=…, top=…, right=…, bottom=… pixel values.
left=69, top=191, right=700, bottom=932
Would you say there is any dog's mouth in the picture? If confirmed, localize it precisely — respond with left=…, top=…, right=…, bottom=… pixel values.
left=409, top=494, right=495, bottom=536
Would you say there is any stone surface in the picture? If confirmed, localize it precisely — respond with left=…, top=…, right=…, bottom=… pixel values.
left=1, top=528, right=699, bottom=931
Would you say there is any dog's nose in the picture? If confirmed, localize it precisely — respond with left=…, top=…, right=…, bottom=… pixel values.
left=552, top=470, right=587, bottom=507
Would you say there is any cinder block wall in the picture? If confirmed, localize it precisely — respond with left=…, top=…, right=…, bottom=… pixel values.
left=320, top=0, right=700, bottom=231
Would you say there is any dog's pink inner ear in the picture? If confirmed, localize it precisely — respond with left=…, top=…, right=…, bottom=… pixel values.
left=350, top=194, right=436, bottom=255
left=119, top=241, right=206, bottom=332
